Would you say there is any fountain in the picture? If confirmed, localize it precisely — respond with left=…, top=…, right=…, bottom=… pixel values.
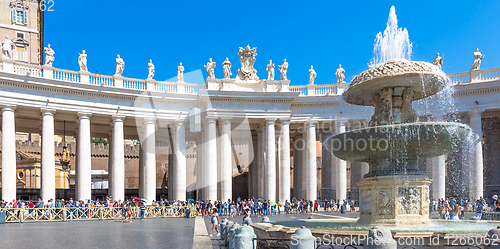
left=329, top=6, right=471, bottom=226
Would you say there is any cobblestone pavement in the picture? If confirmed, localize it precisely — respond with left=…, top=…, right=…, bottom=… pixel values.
left=0, top=218, right=195, bottom=249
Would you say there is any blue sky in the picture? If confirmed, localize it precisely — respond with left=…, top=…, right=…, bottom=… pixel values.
left=44, top=0, right=500, bottom=85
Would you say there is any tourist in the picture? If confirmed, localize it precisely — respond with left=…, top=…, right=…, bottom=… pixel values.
left=475, top=200, right=484, bottom=220
left=121, top=203, right=127, bottom=222
left=451, top=204, right=461, bottom=220
left=140, top=201, right=146, bottom=220
left=127, top=204, right=134, bottom=223
left=209, top=208, right=221, bottom=238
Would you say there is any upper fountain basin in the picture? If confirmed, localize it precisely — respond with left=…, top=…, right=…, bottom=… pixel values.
left=343, top=59, right=447, bottom=106
left=329, top=122, right=471, bottom=162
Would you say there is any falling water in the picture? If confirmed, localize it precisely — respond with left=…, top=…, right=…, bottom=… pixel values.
left=370, top=6, right=412, bottom=65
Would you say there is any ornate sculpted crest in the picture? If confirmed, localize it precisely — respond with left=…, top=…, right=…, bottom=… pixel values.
left=236, top=45, right=259, bottom=81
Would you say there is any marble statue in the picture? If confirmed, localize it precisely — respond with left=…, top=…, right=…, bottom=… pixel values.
left=78, top=50, right=88, bottom=71
left=2, top=35, right=13, bottom=59
left=308, top=65, right=316, bottom=84
left=279, top=59, right=288, bottom=80
left=402, top=87, right=418, bottom=123
left=336, top=64, right=345, bottom=83
left=266, top=60, right=275, bottom=81
left=222, top=57, right=232, bottom=79
left=204, top=58, right=216, bottom=79
left=471, top=48, right=485, bottom=70
left=147, top=59, right=155, bottom=79
left=177, top=62, right=184, bottom=82
left=432, top=53, right=444, bottom=69
left=115, top=54, right=124, bottom=76
left=236, top=45, right=259, bottom=81
left=44, top=44, right=55, bottom=66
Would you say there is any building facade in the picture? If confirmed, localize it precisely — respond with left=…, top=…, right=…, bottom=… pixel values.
left=0, top=43, right=498, bottom=203
left=0, top=0, right=44, bottom=65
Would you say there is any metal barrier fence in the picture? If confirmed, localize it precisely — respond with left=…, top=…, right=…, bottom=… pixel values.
left=1, top=206, right=198, bottom=223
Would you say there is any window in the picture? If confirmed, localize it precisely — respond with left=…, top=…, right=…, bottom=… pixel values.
left=11, top=9, right=27, bottom=25
left=16, top=33, right=24, bottom=39
left=16, top=46, right=25, bottom=61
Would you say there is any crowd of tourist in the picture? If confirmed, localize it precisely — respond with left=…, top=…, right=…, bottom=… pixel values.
left=431, top=195, right=500, bottom=220
left=193, top=197, right=357, bottom=219
left=3, top=194, right=499, bottom=222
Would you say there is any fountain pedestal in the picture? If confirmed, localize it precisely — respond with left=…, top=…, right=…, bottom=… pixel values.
left=357, top=175, right=431, bottom=226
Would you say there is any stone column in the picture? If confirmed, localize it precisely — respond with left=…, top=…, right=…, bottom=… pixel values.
left=111, top=115, right=125, bottom=202
left=139, top=142, right=145, bottom=198
left=280, top=119, right=291, bottom=202
left=255, top=128, right=264, bottom=198
left=336, top=121, right=347, bottom=202
left=293, top=134, right=303, bottom=199
left=199, top=122, right=206, bottom=200
left=251, top=135, right=258, bottom=198
left=306, top=120, right=317, bottom=201
left=261, top=123, right=267, bottom=197
left=41, top=108, right=56, bottom=202
left=1, top=106, right=16, bottom=202
left=256, top=128, right=263, bottom=198
left=173, top=120, right=186, bottom=201
left=321, top=131, right=332, bottom=200
left=77, top=112, right=92, bottom=201
left=469, top=111, right=484, bottom=199
left=196, top=137, right=202, bottom=200
left=265, top=118, right=277, bottom=201
left=107, top=131, right=113, bottom=196
left=301, top=125, right=308, bottom=199
left=206, top=118, right=218, bottom=201
left=220, top=118, right=232, bottom=201
left=432, top=155, right=446, bottom=200
left=144, top=118, right=157, bottom=203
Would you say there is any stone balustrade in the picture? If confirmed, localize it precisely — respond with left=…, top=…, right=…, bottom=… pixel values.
left=1, top=59, right=499, bottom=96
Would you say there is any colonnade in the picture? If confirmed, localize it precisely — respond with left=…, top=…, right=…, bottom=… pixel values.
left=0, top=108, right=487, bottom=202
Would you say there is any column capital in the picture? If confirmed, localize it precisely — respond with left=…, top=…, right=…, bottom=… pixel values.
left=41, top=108, right=56, bottom=116
left=111, top=115, right=125, bottom=122
left=78, top=112, right=92, bottom=119
left=305, top=119, right=317, bottom=126
left=205, top=117, right=217, bottom=124
left=469, top=110, right=484, bottom=118
left=265, top=117, right=277, bottom=124
left=2, top=105, right=16, bottom=112
left=174, top=119, right=185, bottom=126
left=143, top=117, right=157, bottom=125
left=279, top=118, right=291, bottom=125
left=220, top=117, right=232, bottom=124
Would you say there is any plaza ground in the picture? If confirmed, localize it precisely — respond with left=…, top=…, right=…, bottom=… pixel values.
left=0, top=211, right=487, bottom=249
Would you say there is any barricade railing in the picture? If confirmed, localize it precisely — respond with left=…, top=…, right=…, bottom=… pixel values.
left=0, top=206, right=198, bottom=223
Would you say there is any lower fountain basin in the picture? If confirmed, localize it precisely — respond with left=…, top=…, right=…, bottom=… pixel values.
left=328, top=122, right=471, bottom=176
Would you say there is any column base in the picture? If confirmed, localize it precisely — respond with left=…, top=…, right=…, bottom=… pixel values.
left=357, top=175, right=431, bottom=226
